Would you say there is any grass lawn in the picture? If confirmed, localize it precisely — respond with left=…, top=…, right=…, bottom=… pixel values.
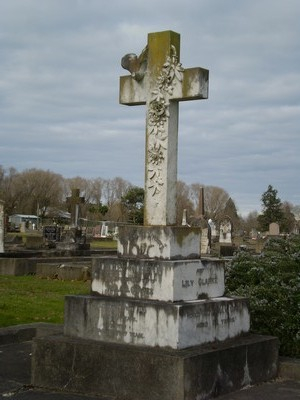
left=0, top=275, right=90, bottom=327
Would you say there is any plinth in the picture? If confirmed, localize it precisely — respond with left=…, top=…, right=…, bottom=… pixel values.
left=31, top=225, right=278, bottom=399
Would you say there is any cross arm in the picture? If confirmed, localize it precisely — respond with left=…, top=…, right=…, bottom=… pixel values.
left=119, top=75, right=147, bottom=106
left=172, top=67, right=209, bottom=101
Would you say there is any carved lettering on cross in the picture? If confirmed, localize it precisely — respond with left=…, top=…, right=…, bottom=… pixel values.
left=120, top=31, right=209, bottom=226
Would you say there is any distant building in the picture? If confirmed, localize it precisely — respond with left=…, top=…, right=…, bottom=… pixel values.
left=9, top=214, right=39, bottom=229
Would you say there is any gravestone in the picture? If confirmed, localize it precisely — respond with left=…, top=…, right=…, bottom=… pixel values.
left=201, top=224, right=211, bottom=255
left=66, top=188, right=85, bottom=227
left=0, top=200, right=4, bottom=253
left=269, top=222, right=280, bottom=236
left=55, top=189, right=89, bottom=253
left=43, top=225, right=61, bottom=242
left=32, top=31, right=278, bottom=400
left=219, top=217, right=235, bottom=256
left=219, top=218, right=232, bottom=244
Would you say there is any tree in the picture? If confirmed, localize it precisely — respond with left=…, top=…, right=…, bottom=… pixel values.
left=176, top=181, right=194, bottom=224
left=0, top=167, right=20, bottom=215
left=189, top=184, right=230, bottom=221
left=221, top=197, right=240, bottom=231
left=281, top=202, right=296, bottom=233
left=240, top=210, right=259, bottom=235
left=0, top=168, right=64, bottom=217
left=226, top=235, right=300, bottom=357
left=258, top=185, right=283, bottom=232
left=121, top=186, right=144, bottom=224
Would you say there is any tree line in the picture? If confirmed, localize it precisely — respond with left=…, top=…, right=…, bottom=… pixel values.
left=0, top=166, right=298, bottom=234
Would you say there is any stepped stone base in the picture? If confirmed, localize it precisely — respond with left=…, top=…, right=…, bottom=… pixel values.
left=64, top=295, right=250, bottom=349
left=91, top=257, right=225, bottom=301
left=117, top=225, right=201, bottom=260
left=32, top=333, right=279, bottom=400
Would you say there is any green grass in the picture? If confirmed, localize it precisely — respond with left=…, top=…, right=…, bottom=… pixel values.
left=90, top=239, right=117, bottom=249
left=0, top=275, right=90, bottom=327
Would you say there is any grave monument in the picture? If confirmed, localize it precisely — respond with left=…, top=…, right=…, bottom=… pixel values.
left=32, top=31, right=278, bottom=400
left=55, top=188, right=89, bottom=253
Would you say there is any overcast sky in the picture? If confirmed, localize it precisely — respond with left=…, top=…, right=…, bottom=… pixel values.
left=0, top=0, right=299, bottom=215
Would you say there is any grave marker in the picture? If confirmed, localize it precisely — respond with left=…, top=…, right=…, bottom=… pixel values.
left=120, top=30, right=208, bottom=226
left=66, top=188, right=85, bottom=227
left=32, top=31, right=278, bottom=400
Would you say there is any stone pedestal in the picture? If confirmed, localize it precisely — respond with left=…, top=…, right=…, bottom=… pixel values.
left=117, top=225, right=201, bottom=259
left=64, top=295, right=250, bottom=349
left=31, top=225, right=278, bottom=399
left=91, top=257, right=225, bottom=301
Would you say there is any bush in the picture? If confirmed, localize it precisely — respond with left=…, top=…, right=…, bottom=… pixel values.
left=225, top=235, right=300, bottom=357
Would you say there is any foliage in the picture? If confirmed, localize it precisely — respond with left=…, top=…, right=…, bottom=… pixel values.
left=121, top=186, right=144, bottom=224
left=225, top=235, right=300, bottom=357
left=257, top=185, right=283, bottom=231
left=281, top=201, right=297, bottom=233
left=0, top=275, right=90, bottom=327
left=88, top=203, right=108, bottom=218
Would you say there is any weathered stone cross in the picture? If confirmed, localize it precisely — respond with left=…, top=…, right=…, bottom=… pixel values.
left=120, top=30, right=209, bottom=226
left=66, top=188, right=85, bottom=227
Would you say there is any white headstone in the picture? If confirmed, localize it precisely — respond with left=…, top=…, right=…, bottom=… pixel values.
left=219, top=218, right=232, bottom=244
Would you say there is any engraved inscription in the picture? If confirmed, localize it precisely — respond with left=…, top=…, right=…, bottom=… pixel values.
left=221, top=317, right=235, bottom=325
left=182, top=279, right=194, bottom=288
left=198, top=275, right=217, bottom=286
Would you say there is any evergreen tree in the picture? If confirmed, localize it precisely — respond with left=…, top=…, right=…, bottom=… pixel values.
left=121, top=186, right=144, bottom=225
left=258, top=185, right=283, bottom=231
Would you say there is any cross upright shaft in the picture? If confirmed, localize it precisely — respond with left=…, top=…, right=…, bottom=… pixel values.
left=120, top=31, right=209, bottom=226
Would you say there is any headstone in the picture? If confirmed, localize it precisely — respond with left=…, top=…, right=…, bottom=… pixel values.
left=181, top=209, right=188, bottom=226
left=43, top=225, right=61, bottom=242
left=100, top=223, right=108, bottom=238
left=200, top=226, right=210, bottom=255
left=269, top=222, right=280, bottom=236
left=32, top=31, right=278, bottom=400
left=250, top=228, right=258, bottom=239
left=0, top=200, right=4, bottom=253
left=219, top=217, right=232, bottom=244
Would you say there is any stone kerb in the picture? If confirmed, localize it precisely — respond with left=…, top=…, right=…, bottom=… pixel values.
left=64, top=295, right=250, bottom=349
left=91, top=257, right=225, bottom=301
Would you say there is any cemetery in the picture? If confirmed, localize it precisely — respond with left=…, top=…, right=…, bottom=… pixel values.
left=0, top=30, right=299, bottom=400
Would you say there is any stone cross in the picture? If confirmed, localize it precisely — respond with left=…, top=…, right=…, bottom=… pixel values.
left=66, top=188, right=85, bottom=227
left=120, top=30, right=209, bottom=226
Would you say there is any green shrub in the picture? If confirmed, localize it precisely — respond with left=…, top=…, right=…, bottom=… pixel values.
left=225, top=235, right=300, bottom=357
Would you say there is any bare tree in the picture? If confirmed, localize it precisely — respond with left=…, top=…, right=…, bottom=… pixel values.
left=13, top=169, right=64, bottom=216
left=176, top=180, right=194, bottom=224
left=102, top=177, right=131, bottom=208
left=204, top=186, right=230, bottom=221
left=0, top=167, right=20, bottom=215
